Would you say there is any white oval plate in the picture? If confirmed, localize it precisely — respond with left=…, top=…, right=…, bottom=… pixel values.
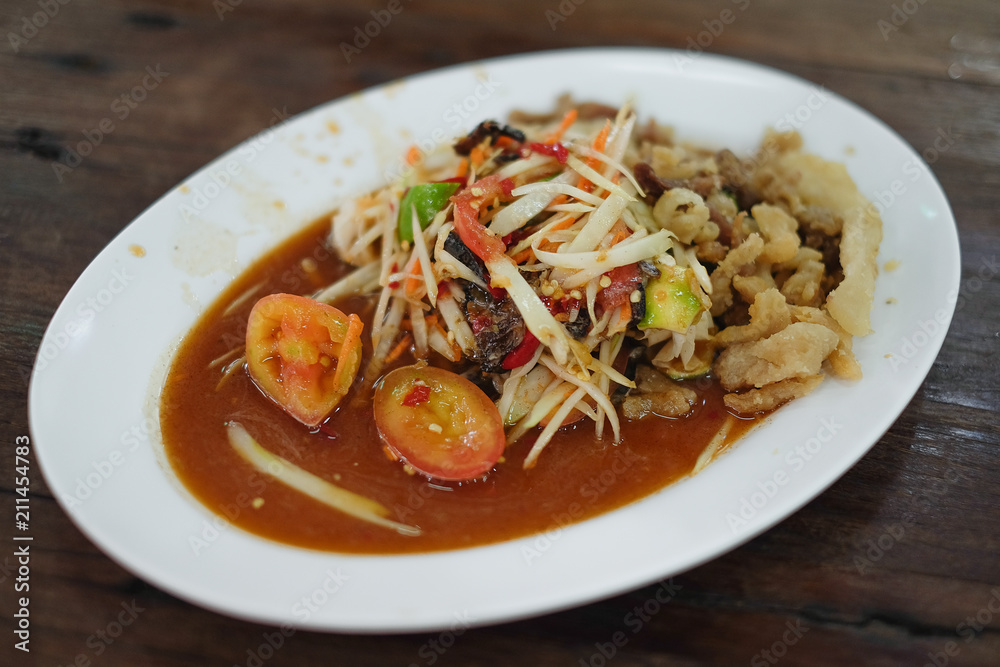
left=29, top=48, right=959, bottom=632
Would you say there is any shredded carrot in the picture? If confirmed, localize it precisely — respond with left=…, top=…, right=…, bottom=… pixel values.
left=600, top=171, right=622, bottom=199
left=548, top=194, right=569, bottom=209
left=405, top=259, right=423, bottom=295
left=470, top=146, right=486, bottom=168
left=495, top=136, right=519, bottom=150
left=385, top=333, right=413, bottom=365
left=545, top=108, right=578, bottom=144
left=609, top=221, right=630, bottom=246
left=455, top=158, right=468, bottom=178
left=406, top=145, right=422, bottom=166
left=511, top=248, right=535, bottom=264
left=579, top=120, right=611, bottom=193
left=549, top=216, right=576, bottom=232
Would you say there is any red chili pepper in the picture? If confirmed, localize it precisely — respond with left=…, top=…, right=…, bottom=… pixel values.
left=501, top=330, right=540, bottom=370
left=528, top=142, right=569, bottom=163
left=402, top=384, right=432, bottom=407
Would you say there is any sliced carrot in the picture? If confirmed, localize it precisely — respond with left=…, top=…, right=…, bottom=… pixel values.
left=549, top=215, right=576, bottom=232
left=405, top=259, right=423, bottom=296
left=579, top=120, right=611, bottom=193
left=537, top=239, right=562, bottom=253
left=609, top=221, right=630, bottom=247
left=599, top=171, right=623, bottom=199
left=495, top=135, right=520, bottom=150
left=406, top=145, right=422, bottom=166
left=385, top=333, right=413, bottom=365
left=510, top=248, right=535, bottom=264
left=470, top=146, right=486, bottom=168
left=547, top=193, right=570, bottom=209
left=455, top=158, right=469, bottom=179
left=545, top=108, right=578, bottom=144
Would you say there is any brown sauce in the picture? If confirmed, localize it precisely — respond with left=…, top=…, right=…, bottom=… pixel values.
left=160, top=217, right=759, bottom=554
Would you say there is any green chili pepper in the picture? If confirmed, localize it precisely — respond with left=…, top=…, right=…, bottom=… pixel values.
left=397, top=182, right=461, bottom=242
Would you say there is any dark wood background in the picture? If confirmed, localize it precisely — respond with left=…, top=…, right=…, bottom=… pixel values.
left=2, top=1, right=999, bottom=665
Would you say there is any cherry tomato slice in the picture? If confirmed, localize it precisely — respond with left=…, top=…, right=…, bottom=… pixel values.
left=373, top=365, right=505, bottom=481
left=450, top=174, right=515, bottom=263
left=246, top=293, right=363, bottom=428
left=596, top=263, right=643, bottom=313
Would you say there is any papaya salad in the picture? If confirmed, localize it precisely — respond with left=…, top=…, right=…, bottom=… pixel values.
left=162, top=98, right=881, bottom=546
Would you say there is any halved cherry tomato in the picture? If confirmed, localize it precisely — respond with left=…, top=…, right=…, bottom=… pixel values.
left=246, top=293, right=363, bottom=428
left=373, top=365, right=505, bottom=481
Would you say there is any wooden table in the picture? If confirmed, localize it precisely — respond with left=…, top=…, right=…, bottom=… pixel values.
left=3, top=1, right=999, bottom=664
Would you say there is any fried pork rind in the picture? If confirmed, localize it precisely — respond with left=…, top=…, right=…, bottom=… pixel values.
left=826, top=200, right=882, bottom=336
left=751, top=203, right=800, bottom=264
left=731, top=263, right=778, bottom=303
left=709, top=233, right=764, bottom=316
left=652, top=188, right=719, bottom=244
left=714, top=322, right=839, bottom=391
left=790, top=306, right=862, bottom=380
left=636, top=125, right=880, bottom=419
left=715, top=288, right=790, bottom=347
left=752, top=147, right=882, bottom=336
left=775, top=246, right=826, bottom=307
left=622, top=365, right=697, bottom=418
left=723, top=375, right=824, bottom=413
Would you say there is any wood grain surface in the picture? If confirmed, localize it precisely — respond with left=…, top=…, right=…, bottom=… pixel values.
left=2, top=1, right=999, bottom=665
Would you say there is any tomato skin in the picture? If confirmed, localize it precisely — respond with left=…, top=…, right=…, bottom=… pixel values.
left=596, top=263, right=643, bottom=313
left=246, top=294, right=363, bottom=428
left=373, top=365, right=506, bottom=481
left=450, top=174, right=515, bottom=263
left=527, top=141, right=569, bottom=163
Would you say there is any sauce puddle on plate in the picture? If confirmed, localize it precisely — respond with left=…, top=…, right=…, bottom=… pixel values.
left=160, top=217, right=758, bottom=554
